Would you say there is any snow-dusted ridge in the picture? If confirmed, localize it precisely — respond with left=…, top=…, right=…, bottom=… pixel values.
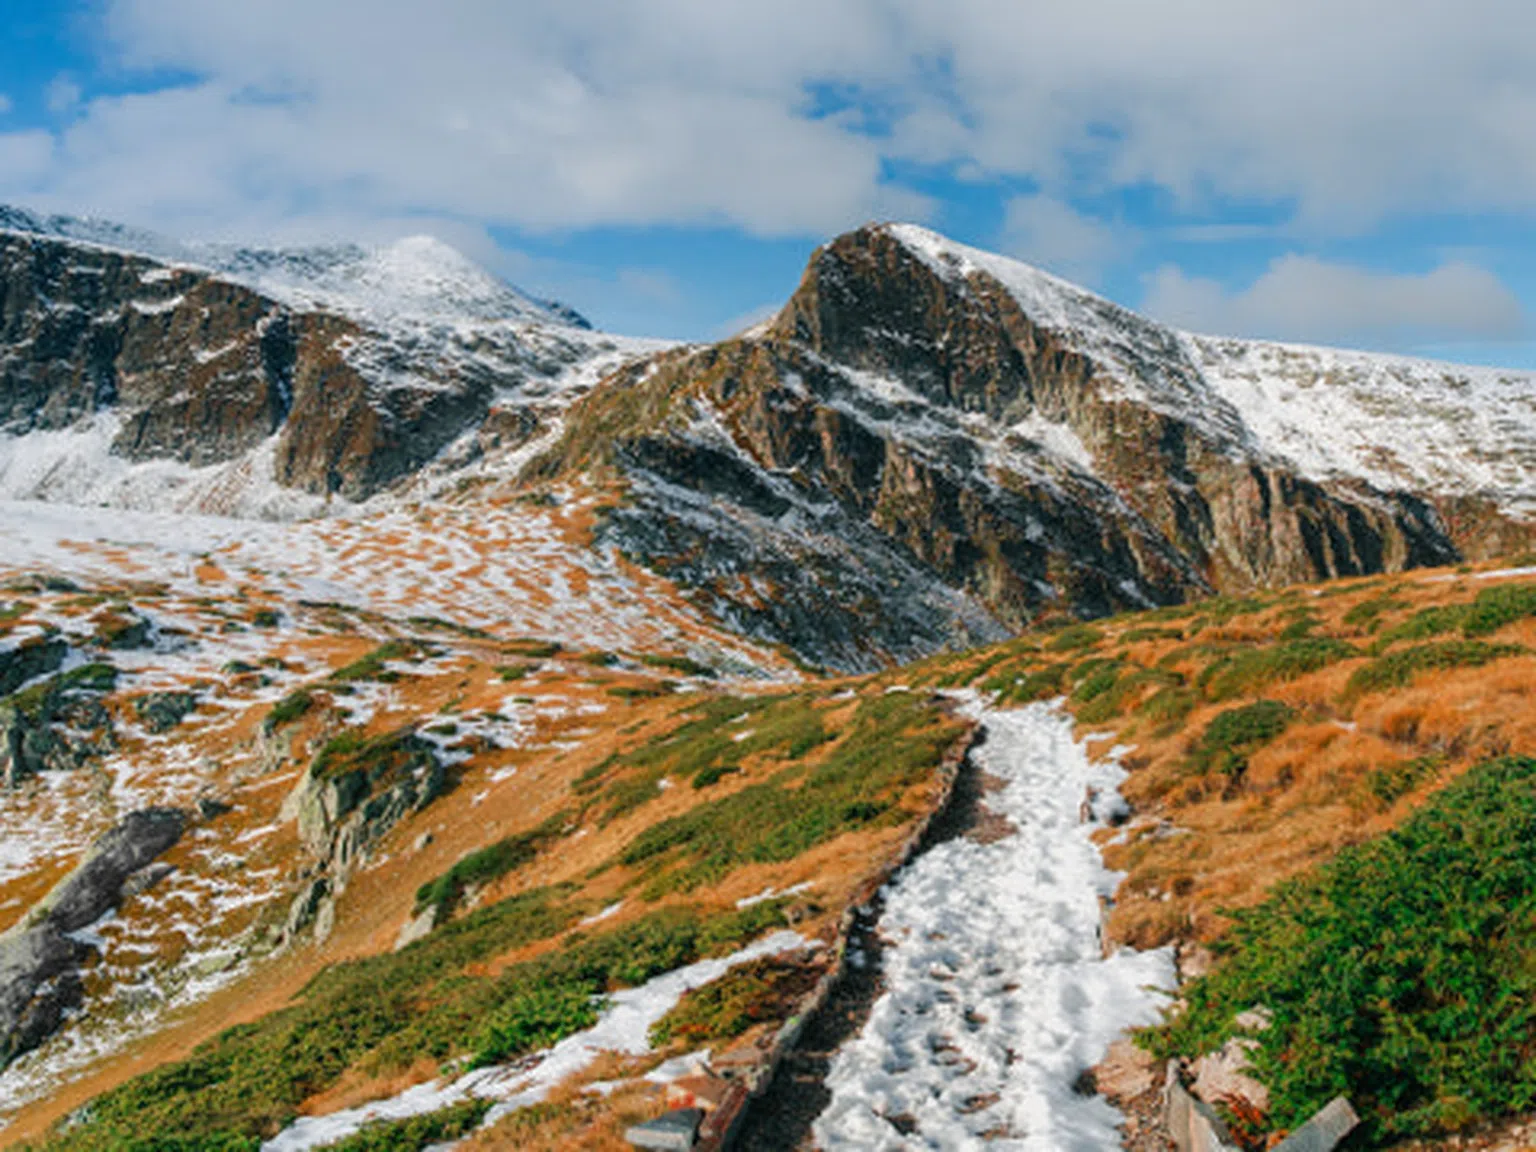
left=883, top=223, right=1536, bottom=517
left=0, top=204, right=584, bottom=329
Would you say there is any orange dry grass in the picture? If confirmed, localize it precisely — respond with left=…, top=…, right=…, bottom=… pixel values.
left=1091, top=567, right=1536, bottom=949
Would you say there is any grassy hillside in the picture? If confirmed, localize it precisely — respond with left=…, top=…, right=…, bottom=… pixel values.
left=5, top=541, right=1535, bottom=1149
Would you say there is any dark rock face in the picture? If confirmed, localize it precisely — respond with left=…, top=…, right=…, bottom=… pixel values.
left=134, top=690, right=200, bottom=734
left=0, top=231, right=496, bottom=502
left=771, top=228, right=1461, bottom=593
left=536, top=226, right=1473, bottom=669
left=0, top=808, right=185, bottom=1067
left=0, top=234, right=290, bottom=460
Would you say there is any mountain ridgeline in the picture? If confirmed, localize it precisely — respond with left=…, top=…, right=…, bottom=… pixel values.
left=2, top=212, right=1533, bottom=669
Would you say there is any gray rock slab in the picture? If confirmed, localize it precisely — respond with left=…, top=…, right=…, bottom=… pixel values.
left=1272, top=1097, right=1360, bottom=1152
left=625, top=1108, right=704, bottom=1151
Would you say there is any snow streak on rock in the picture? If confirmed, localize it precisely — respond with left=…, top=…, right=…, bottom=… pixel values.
left=814, top=701, right=1173, bottom=1150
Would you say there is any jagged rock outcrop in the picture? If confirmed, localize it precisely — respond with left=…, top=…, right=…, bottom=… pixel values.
left=0, top=231, right=503, bottom=501
left=0, top=662, right=118, bottom=787
left=281, top=728, right=444, bottom=940
left=0, top=635, right=65, bottom=697
left=0, top=808, right=185, bottom=1067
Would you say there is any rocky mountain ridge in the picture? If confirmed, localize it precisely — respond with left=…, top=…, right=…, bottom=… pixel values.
left=1, top=210, right=1531, bottom=669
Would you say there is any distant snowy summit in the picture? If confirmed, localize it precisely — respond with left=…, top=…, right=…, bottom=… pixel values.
left=0, top=204, right=589, bottom=330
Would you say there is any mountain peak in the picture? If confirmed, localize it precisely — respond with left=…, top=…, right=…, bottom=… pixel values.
left=0, top=204, right=589, bottom=330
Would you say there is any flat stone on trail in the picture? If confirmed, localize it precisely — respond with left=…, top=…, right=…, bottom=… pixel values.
left=625, top=1108, right=704, bottom=1150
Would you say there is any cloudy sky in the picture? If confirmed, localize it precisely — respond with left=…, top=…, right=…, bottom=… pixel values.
left=2, top=0, right=1534, bottom=364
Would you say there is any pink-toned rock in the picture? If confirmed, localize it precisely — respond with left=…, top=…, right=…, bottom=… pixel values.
left=1192, top=1036, right=1270, bottom=1114
left=1094, top=1038, right=1162, bottom=1101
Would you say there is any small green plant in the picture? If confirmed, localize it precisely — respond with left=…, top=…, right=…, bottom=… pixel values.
left=503, top=638, right=562, bottom=659
left=415, top=813, right=568, bottom=919
left=650, top=955, right=819, bottom=1047
left=1046, top=624, right=1103, bottom=653
left=638, top=653, right=717, bottom=678
left=313, top=1100, right=490, bottom=1151
left=262, top=689, right=314, bottom=734
left=329, top=640, right=425, bottom=684
left=1343, top=594, right=1408, bottom=631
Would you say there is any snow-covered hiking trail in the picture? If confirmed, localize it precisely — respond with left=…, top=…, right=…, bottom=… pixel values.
left=813, top=700, right=1174, bottom=1150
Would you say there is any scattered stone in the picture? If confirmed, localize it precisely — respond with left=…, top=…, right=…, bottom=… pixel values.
left=1164, top=1064, right=1238, bottom=1152
left=393, top=904, right=436, bottom=951
left=1094, top=1037, right=1161, bottom=1100
left=1272, top=1097, right=1359, bottom=1152
left=625, top=1107, right=704, bottom=1150
left=0, top=636, right=66, bottom=697
left=134, top=690, right=200, bottom=734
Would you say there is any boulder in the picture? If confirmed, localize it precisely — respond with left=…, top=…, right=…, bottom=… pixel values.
left=0, top=808, right=185, bottom=1067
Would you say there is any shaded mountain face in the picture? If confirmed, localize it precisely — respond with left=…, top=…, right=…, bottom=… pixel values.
left=0, top=216, right=629, bottom=515
left=531, top=225, right=1532, bottom=668
left=0, top=212, right=1531, bottom=669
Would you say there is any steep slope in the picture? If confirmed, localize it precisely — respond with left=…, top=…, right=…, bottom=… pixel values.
left=532, top=224, right=1532, bottom=669
left=0, top=209, right=656, bottom=516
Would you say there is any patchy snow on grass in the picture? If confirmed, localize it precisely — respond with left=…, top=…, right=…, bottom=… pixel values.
left=814, top=700, right=1173, bottom=1150
left=261, top=929, right=812, bottom=1151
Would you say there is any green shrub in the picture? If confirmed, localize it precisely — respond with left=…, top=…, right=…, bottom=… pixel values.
left=649, top=955, right=820, bottom=1048
left=1343, top=594, right=1408, bottom=631
left=1462, top=582, right=1536, bottom=637
left=1190, top=700, right=1294, bottom=779
left=415, top=814, right=568, bottom=919
left=1345, top=640, right=1523, bottom=698
left=1360, top=755, right=1443, bottom=811
left=262, top=689, right=313, bottom=734
left=1146, top=756, right=1536, bottom=1144
left=983, top=662, right=1067, bottom=705
left=618, top=691, right=960, bottom=896
left=314, top=1100, right=490, bottom=1151
left=503, top=639, right=562, bottom=659
left=1046, top=624, right=1103, bottom=652
left=1199, top=638, right=1355, bottom=701
left=588, top=694, right=829, bottom=821
left=329, top=641, right=424, bottom=684
left=42, top=894, right=787, bottom=1149
left=638, top=653, right=717, bottom=678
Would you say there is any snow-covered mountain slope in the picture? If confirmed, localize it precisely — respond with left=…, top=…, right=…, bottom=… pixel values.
left=889, top=223, right=1536, bottom=518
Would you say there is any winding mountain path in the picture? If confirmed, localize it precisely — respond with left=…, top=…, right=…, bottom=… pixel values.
left=812, top=700, right=1174, bottom=1150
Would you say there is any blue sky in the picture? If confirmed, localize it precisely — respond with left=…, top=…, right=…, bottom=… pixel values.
left=2, top=0, right=1534, bottom=367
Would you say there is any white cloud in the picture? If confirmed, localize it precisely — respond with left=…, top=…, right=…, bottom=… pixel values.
left=999, top=196, right=1128, bottom=284
left=45, top=77, right=81, bottom=115
left=1143, top=255, right=1527, bottom=346
left=0, top=94, right=12, bottom=116
left=1, top=1, right=1533, bottom=250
